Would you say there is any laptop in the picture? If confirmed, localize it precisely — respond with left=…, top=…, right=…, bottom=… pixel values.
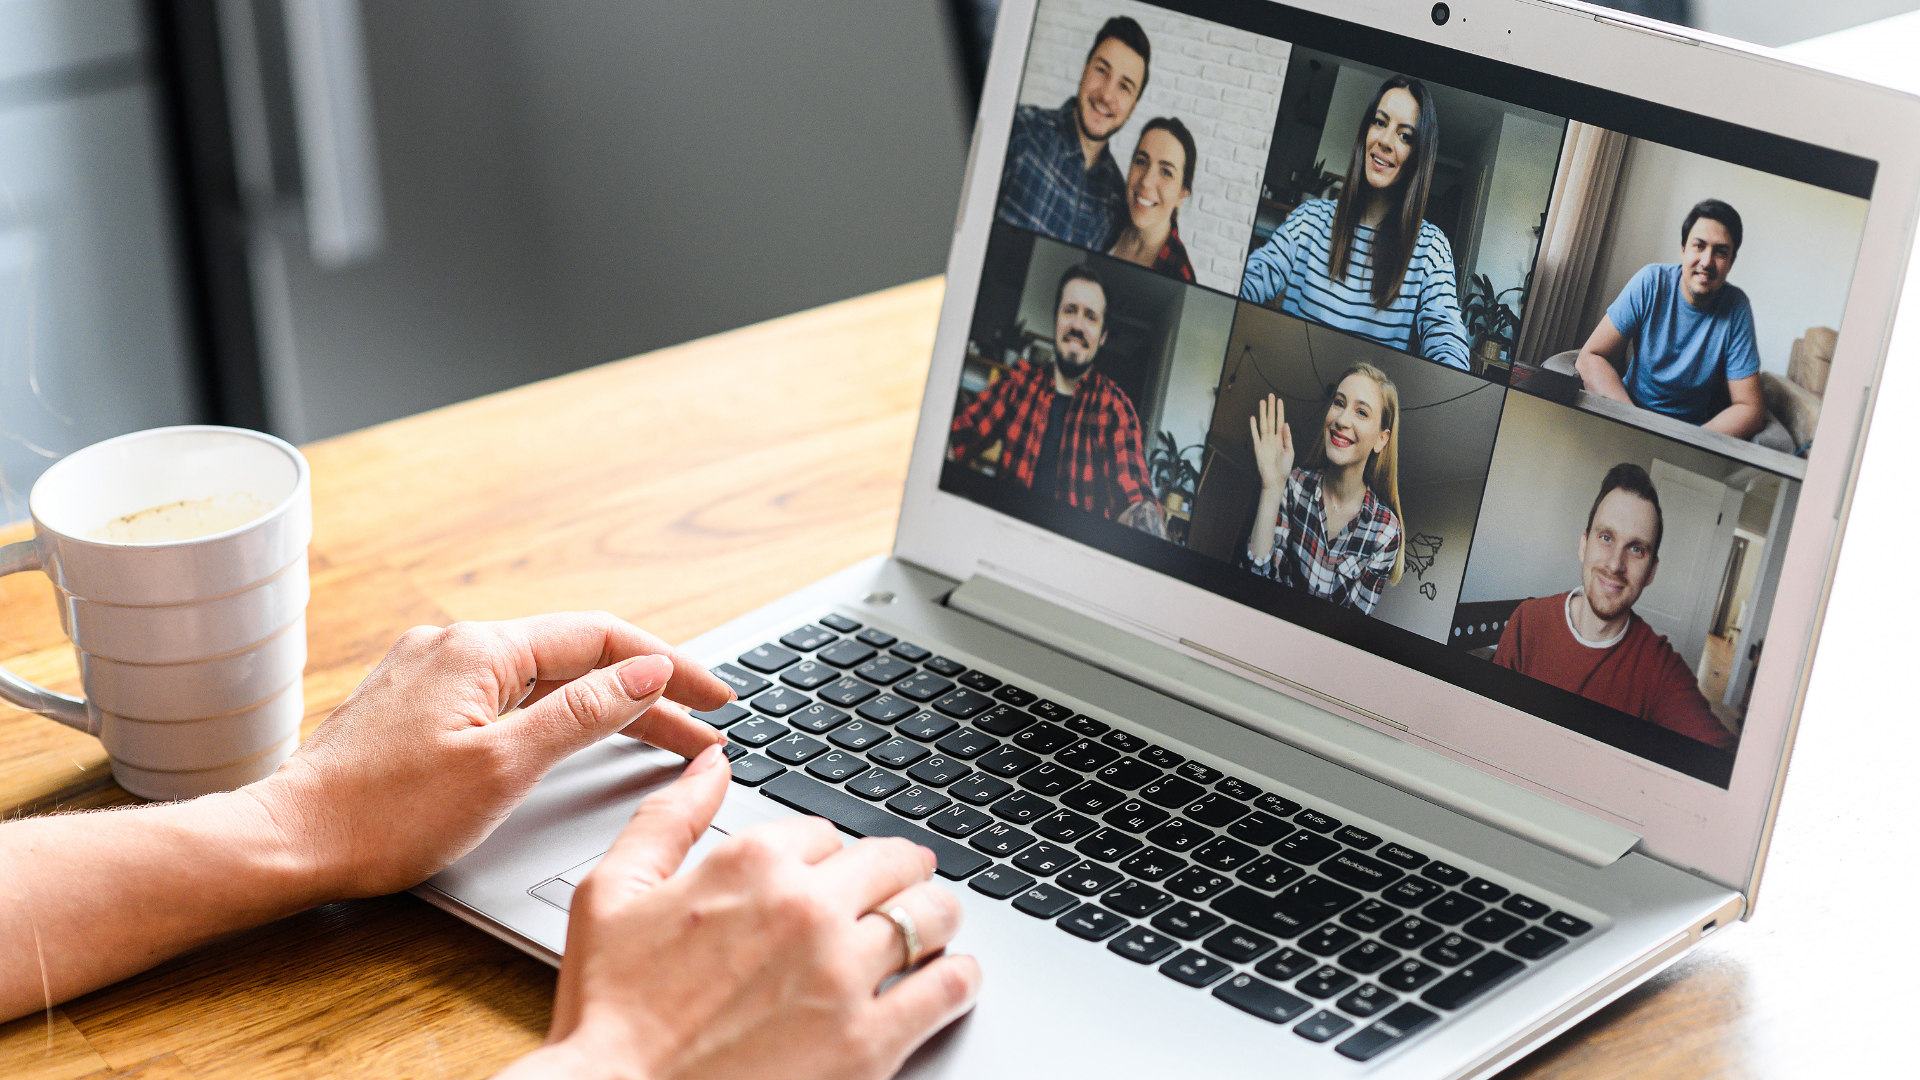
left=420, top=1, right=1920, bottom=1073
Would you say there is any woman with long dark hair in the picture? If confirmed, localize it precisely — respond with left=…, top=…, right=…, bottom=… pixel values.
left=1108, top=117, right=1197, bottom=282
left=1240, top=76, right=1470, bottom=370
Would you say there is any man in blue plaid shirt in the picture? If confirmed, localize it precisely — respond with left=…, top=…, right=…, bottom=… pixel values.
left=996, top=16, right=1152, bottom=251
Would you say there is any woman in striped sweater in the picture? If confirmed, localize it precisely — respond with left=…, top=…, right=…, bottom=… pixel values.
left=1240, top=75, right=1470, bottom=371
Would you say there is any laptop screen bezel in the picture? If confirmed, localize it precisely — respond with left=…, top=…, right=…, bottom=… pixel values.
left=894, top=0, right=1920, bottom=894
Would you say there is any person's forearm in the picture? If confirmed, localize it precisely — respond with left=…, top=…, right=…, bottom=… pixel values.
left=1704, top=401, right=1765, bottom=439
left=1575, top=350, right=1632, bottom=403
left=1248, top=488, right=1285, bottom=565
left=0, top=784, right=323, bottom=1021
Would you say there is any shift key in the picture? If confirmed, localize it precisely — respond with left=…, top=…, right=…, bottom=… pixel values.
left=759, top=772, right=990, bottom=879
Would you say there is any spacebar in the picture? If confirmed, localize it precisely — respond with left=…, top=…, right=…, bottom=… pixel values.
left=759, top=773, right=990, bottom=880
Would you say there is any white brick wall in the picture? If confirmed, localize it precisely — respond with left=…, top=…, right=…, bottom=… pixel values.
left=1014, top=0, right=1286, bottom=295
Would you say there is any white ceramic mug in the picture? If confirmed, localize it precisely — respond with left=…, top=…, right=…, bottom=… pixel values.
left=0, top=426, right=312, bottom=800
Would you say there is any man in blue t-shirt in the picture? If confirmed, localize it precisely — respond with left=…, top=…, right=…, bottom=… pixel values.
left=1574, top=199, right=1766, bottom=437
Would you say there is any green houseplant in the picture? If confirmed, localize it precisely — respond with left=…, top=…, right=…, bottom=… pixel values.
left=1461, top=272, right=1526, bottom=371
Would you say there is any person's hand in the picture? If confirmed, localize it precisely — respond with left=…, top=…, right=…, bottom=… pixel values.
left=250, top=611, right=732, bottom=899
left=1249, top=393, right=1294, bottom=491
left=504, top=744, right=981, bottom=1080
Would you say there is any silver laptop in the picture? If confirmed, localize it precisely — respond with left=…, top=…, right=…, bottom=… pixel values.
left=420, top=1, right=1920, bottom=1073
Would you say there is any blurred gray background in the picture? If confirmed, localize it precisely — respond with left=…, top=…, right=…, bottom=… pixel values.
left=0, top=0, right=1914, bottom=523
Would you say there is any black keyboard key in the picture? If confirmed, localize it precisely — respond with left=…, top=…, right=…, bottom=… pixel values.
left=1294, top=1009, right=1354, bottom=1043
left=956, top=669, right=1000, bottom=692
left=737, top=643, right=800, bottom=673
left=1214, top=973, right=1310, bottom=1025
left=751, top=687, right=810, bottom=717
left=730, top=754, right=786, bottom=786
left=968, top=864, right=1034, bottom=900
left=1192, top=836, right=1259, bottom=872
left=1063, top=713, right=1109, bottom=737
left=1150, top=902, right=1222, bottom=939
left=818, top=613, right=861, bottom=633
left=1296, top=966, right=1357, bottom=999
left=1275, top=829, right=1342, bottom=866
left=1462, top=877, right=1510, bottom=904
left=974, top=745, right=1041, bottom=777
left=972, top=705, right=1034, bottom=737
left=1422, top=860, right=1469, bottom=886
left=892, top=671, right=954, bottom=702
left=906, top=754, right=970, bottom=787
left=1253, top=793, right=1302, bottom=818
left=1160, top=949, right=1230, bottom=988
left=1012, top=883, right=1077, bottom=918
left=1016, top=763, right=1083, bottom=797
left=853, top=656, right=915, bottom=686
left=1421, top=952, right=1523, bottom=1010
left=1334, top=826, right=1382, bottom=850
left=1108, top=925, right=1180, bottom=964
left=1320, top=850, right=1404, bottom=892
left=1335, top=983, right=1398, bottom=1019
left=758, top=772, right=988, bottom=878
left=1117, top=845, right=1185, bottom=883
left=692, top=702, right=750, bottom=729
left=948, top=773, right=1013, bottom=805
left=1095, top=757, right=1159, bottom=791
left=1422, top=893, right=1485, bottom=926
left=855, top=627, right=896, bottom=649
left=1139, top=774, right=1205, bottom=809
left=1338, top=940, right=1400, bottom=976
left=1381, top=917, right=1445, bottom=950
left=1032, top=808, right=1099, bottom=844
left=721, top=742, right=747, bottom=761
left=1462, top=910, right=1525, bottom=943
left=867, top=737, right=930, bottom=769
left=1503, top=893, right=1550, bottom=919
left=1055, top=739, right=1120, bottom=772
left=1183, top=793, right=1251, bottom=828
left=932, top=688, right=994, bottom=719
left=991, top=684, right=1037, bottom=707
left=1075, top=827, right=1143, bottom=863
left=1103, top=879, right=1172, bottom=917
left=1214, top=776, right=1262, bottom=801
left=846, top=767, right=909, bottom=801
left=889, top=641, right=931, bottom=663
left=1012, top=840, right=1076, bottom=876
left=1544, top=911, right=1593, bottom=936
left=852, top=693, right=914, bottom=723
left=1226, top=810, right=1291, bottom=847
left=1378, top=959, right=1442, bottom=992
left=1384, top=876, right=1446, bottom=907
left=781, top=658, right=839, bottom=689
left=927, top=803, right=992, bottom=838
left=990, top=790, right=1055, bottom=826
left=1164, top=867, right=1232, bottom=902
left=782, top=703, right=848, bottom=735
left=1299, top=925, right=1360, bottom=956
left=1376, top=843, right=1429, bottom=869
left=1029, top=699, right=1074, bottom=723
left=1293, top=808, right=1340, bottom=833
left=766, top=733, right=828, bottom=765
left=1101, top=729, right=1148, bottom=753
left=1176, top=761, right=1223, bottom=786
left=1011, top=722, right=1074, bottom=756
left=827, top=720, right=888, bottom=751
left=817, top=639, right=876, bottom=668
left=884, top=784, right=950, bottom=818
left=1254, top=946, right=1316, bottom=981
left=1236, top=855, right=1304, bottom=892
left=1214, top=877, right=1361, bottom=939
left=1204, top=925, right=1277, bottom=962
left=895, top=710, right=957, bottom=741
left=729, top=717, right=788, bottom=747
left=969, top=822, right=1035, bottom=858
left=1335, top=1002, right=1440, bottom=1062
left=1058, top=780, right=1125, bottom=814
left=711, top=663, right=771, bottom=699
left=818, top=678, right=879, bottom=708
left=1506, top=926, right=1569, bottom=960
left=1059, top=861, right=1124, bottom=895
left=1139, top=745, right=1185, bottom=770
left=779, top=624, right=838, bottom=652
left=1339, top=899, right=1403, bottom=933
left=1144, top=818, right=1214, bottom=853
left=1420, top=934, right=1483, bottom=967
left=1101, top=798, right=1170, bottom=834
left=921, top=655, right=965, bottom=678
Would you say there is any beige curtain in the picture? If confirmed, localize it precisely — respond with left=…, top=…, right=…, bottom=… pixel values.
left=1514, top=123, right=1630, bottom=365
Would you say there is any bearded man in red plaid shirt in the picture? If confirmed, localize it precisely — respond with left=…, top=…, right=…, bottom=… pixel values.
left=949, top=264, right=1162, bottom=532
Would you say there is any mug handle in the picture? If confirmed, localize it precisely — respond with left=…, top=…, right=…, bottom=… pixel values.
left=0, top=538, right=97, bottom=735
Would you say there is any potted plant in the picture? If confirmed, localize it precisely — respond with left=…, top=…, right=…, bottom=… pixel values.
left=1147, top=431, right=1203, bottom=516
left=1461, top=272, right=1526, bottom=373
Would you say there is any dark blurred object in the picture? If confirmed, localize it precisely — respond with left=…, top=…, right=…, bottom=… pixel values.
left=949, top=0, right=1002, bottom=114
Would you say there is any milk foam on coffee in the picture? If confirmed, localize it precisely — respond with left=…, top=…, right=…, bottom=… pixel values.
left=90, top=492, right=276, bottom=543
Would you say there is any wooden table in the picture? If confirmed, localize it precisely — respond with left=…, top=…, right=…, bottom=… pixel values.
left=0, top=274, right=1912, bottom=1078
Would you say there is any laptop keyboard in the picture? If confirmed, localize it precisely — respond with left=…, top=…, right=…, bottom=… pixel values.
left=699, top=613, right=1598, bottom=1063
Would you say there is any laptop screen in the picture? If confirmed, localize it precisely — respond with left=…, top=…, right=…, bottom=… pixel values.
left=940, top=0, right=1875, bottom=788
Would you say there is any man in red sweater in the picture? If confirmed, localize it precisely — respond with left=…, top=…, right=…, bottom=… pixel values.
left=1493, top=463, right=1736, bottom=751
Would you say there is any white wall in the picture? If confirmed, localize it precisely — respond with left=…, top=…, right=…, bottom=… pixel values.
left=1694, top=0, right=1920, bottom=46
left=1469, top=113, right=1562, bottom=303
left=1373, top=477, right=1484, bottom=643
left=1151, top=289, right=1234, bottom=458
left=1312, top=66, right=1377, bottom=177
left=1586, top=138, right=1870, bottom=379
left=1019, top=0, right=1283, bottom=293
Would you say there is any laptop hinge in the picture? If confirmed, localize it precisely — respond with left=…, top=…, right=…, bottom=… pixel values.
left=946, top=573, right=1642, bottom=868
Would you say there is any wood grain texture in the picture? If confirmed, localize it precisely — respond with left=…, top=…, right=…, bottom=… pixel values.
left=0, top=274, right=1902, bottom=1077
